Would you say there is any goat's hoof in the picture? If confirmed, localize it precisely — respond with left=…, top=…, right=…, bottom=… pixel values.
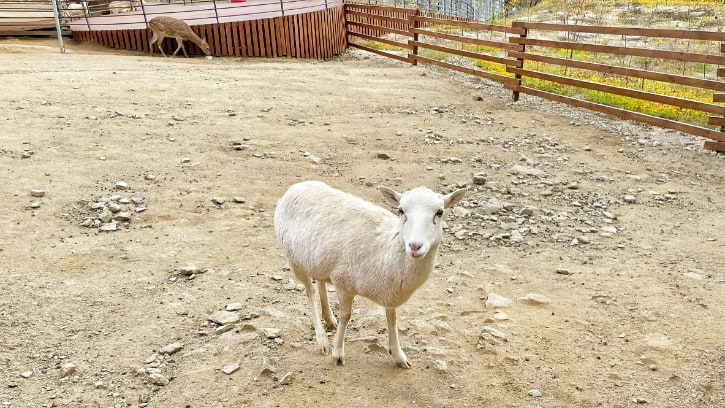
left=396, top=359, right=412, bottom=369
left=325, top=319, right=338, bottom=330
left=334, top=356, right=345, bottom=366
left=319, top=341, right=330, bottom=356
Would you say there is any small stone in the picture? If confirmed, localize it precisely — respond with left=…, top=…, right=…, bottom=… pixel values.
left=603, top=211, right=616, bottom=219
left=99, top=222, right=117, bottom=232
left=158, top=342, right=184, bottom=355
left=624, top=195, right=636, bottom=203
left=178, top=264, right=199, bottom=275
left=485, top=293, right=512, bottom=308
left=30, top=201, right=41, bottom=209
left=511, top=164, right=544, bottom=177
left=60, top=362, right=76, bottom=378
left=225, top=302, right=242, bottom=311
left=145, top=174, right=156, bottom=181
left=519, top=293, right=551, bottom=305
left=601, top=226, right=617, bottom=234
left=113, top=211, right=131, bottom=221
left=493, top=310, right=509, bottom=321
left=181, top=157, right=191, bottom=164
left=115, top=181, right=129, bottom=190
left=208, top=311, right=240, bottom=325
left=215, top=325, right=234, bottom=335
left=633, top=397, right=648, bottom=404
left=94, top=381, right=106, bottom=389
left=108, top=202, right=122, bottom=213
left=278, top=372, right=294, bottom=385
left=148, top=373, right=169, bottom=386
left=20, top=371, right=33, bottom=378
left=510, top=230, right=524, bottom=242
left=376, top=153, right=391, bottom=160
left=472, top=174, right=487, bottom=185
left=262, top=328, right=282, bottom=339
left=232, top=197, right=246, bottom=203
left=528, top=389, right=542, bottom=397
left=432, top=359, right=449, bottom=373
left=212, top=197, right=225, bottom=205
left=30, top=189, right=45, bottom=197
left=555, top=268, right=572, bottom=275
left=21, top=152, right=32, bottom=158
left=452, top=207, right=471, bottom=217
left=222, top=363, right=240, bottom=375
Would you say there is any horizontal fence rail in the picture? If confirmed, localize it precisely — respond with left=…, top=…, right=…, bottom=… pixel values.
left=343, top=2, right=725, bottom=153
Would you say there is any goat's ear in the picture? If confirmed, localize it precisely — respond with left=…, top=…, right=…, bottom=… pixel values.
left=443, top=188, right=467, bottom=209
left=379, top=186, right=401, bottom=206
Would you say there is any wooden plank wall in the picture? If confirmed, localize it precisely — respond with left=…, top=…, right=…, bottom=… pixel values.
left=72, top=5, right=347, bottom=58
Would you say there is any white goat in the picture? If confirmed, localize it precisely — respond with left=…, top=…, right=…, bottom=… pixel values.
left=274, top=181, right=466, bottom=368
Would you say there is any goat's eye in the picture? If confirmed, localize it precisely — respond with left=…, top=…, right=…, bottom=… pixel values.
left=435, top=209, right=444, bottom=217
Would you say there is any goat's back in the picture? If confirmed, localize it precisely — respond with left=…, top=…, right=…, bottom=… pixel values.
left=274, top=181, right=394, bottom=275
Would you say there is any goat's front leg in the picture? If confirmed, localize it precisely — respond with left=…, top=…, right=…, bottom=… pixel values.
left=386, top=307, right=411, bottom=368
left=332, top=288, right=354, bottom=365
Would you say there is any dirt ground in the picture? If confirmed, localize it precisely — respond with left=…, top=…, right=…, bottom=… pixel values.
left=0, top=37, right=723, bottom=408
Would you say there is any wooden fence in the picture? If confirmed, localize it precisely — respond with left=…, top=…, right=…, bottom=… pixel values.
left=344, top=3, right=725, bottom=153
left=73, top=5, right=347, bottom=59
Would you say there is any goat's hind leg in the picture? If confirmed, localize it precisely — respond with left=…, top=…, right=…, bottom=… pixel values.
left=317, top=281, right=338, bottom=329
left=293, top=266, right=330, bottom=355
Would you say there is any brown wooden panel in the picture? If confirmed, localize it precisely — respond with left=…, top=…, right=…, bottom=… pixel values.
left=508, top=50, right=725, bottom=92
left=516, top=22, right=725, bottom=41
left=279, top=16, right=289, bottom=57
left=412, top=54, right=518, bottom=84
left=348, top=31, right=411, bottom=50
left=349, top=42, right=413, bottom=63
left=312, top=12, right=320, bottom=58
left=704, top=141, right=725, bottom=152
left=708, top=116, right=725, bottom=126
left=507, top=84, right=725, bottom=142
left=346, top=21, right=411, bottom=37
left=411, top=28, right=523, bottom=51
left=346, top=10, right=411, bottom=27
left=244, top=20, right=253, bottom=57
left=510, top=37, right=725, bottom=65
left=508, top=67, right=725, bottom=115
left=345, top=3, right=416, bottom=15
left=293, top=14, right=308, bottom=58
left=223, top=22, right=231, bottom=56
left=714, top=94, right=725, bottom=103
left=721, top=43, right=725, bottom=54
left=411, top=40, right=521, bottom=66
left=128, top=29, right=136, bottom=51
left=411, top=15, right=524, bottom=35
left=718, top=68, right=725, bottom=77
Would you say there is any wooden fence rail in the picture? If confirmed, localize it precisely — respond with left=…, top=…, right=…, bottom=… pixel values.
left=343, top=2, right=725, bottom=153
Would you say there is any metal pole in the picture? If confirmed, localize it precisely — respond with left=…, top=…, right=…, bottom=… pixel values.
left=139, top=0, right=149, bottom=27
left=82, top=1, right=91, bottom=31
left=50, top=0, right=65, bottom=53
left=212, top=0, right=220, bottom=24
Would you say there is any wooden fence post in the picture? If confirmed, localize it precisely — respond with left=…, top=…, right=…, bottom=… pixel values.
left=705, top=42, right=725, bottom=152
left=410, top=9, right=420, bottom=65
left=511, top=20, right=527, bottom=102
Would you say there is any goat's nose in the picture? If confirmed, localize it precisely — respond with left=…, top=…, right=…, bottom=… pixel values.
left=408, top=242, right=422, bottom=252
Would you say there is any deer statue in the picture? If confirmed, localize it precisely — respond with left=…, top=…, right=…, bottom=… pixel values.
left=148, top=16, right=211, bottom=58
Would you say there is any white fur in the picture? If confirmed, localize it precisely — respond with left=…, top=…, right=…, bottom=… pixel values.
left=274, top=180, right=466, bottom=368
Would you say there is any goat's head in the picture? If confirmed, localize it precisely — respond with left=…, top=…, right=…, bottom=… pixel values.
left=199, top=37, right=211, bottom=56
left=379, top=186, right=467, bottom=258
